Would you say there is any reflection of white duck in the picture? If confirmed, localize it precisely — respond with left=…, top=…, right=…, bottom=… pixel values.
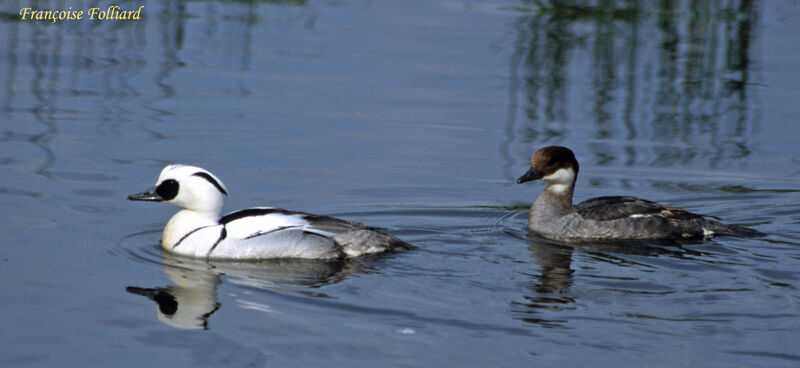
left=127, top=254, right=353, bottom=329
left=129, top=165, right=412, bottom=260
left=517, top=146, right=764, bottom=242
left=127, top=266, right=220, bottom=330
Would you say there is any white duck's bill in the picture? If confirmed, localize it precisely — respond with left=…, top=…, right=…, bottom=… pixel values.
left=128, top=188, right=164, bottom=202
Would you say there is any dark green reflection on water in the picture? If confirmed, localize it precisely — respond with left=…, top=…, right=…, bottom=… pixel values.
left=504, top=0, right=760, bottom=170
left=0, top=0, right=315, bottom=176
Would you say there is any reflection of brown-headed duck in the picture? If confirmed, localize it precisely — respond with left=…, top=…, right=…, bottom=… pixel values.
left=129, top=165, right=412, bottom=260
left=517, top=146, right=763, bottom=242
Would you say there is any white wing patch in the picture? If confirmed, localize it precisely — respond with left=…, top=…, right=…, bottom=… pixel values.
left=301, top=227, right=337, bottom=238
left=224, top=213, right=310, bottom=239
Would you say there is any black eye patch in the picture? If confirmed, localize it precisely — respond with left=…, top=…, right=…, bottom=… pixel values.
left=153, top=291, right=178, bottom=315
left=546, top=158, right=557, bottom=166
left=156, top=179, right=179, bottom=201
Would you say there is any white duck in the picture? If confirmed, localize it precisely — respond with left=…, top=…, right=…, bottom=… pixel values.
left=128, top=165, right=412, bottom=260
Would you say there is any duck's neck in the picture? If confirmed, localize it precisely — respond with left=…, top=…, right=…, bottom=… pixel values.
left=532, top=182, right=576, bottom=218
left=162, top=209, right=220, bottom=249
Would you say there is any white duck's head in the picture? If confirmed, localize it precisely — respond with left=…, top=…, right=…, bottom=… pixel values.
left=128, top=165, right=228, bottom=216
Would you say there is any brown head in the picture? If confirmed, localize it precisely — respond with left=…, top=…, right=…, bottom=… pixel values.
left=516, top=146, right=580, bottom=189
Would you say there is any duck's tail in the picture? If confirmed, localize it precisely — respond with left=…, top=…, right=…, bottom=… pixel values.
left=705, top=221, right=766, bottom=238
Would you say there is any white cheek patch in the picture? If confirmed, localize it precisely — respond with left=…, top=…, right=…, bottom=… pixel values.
left=544, top=168, right=575, bottom=183
left=543, top=168, right=575, bottom=192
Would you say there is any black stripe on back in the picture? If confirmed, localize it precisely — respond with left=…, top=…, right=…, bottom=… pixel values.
left=172, top=225, right=212, bottom=249
left=244, top=225, right=301, bottom=239
left=192, top=172, right=227, bottom=196
left=220, top=208, right=305, bottom=225
left=206, top=227, right=227, bottom=259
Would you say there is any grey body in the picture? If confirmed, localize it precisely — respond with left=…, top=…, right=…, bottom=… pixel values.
left=519, top=146, right=763, bottom=242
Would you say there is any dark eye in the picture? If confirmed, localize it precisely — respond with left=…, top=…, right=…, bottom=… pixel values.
left=153, top=292, right=178, bottom=315
left=156, top=179, right=179, bottom=200
left=546, top=158, right=556, bottom=166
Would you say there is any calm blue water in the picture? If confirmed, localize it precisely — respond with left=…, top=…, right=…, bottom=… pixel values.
left=2, top=0, right=799, bottom=366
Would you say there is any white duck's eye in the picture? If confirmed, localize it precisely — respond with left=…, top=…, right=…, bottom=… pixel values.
left=156, top=179, right=179, bottom=200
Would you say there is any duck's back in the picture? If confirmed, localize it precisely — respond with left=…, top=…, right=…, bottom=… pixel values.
left=298, top=212, right=413, bottom=256
left=572, top=196, right=760, bottom=241
left=210, top=208, right=411, bottom=259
